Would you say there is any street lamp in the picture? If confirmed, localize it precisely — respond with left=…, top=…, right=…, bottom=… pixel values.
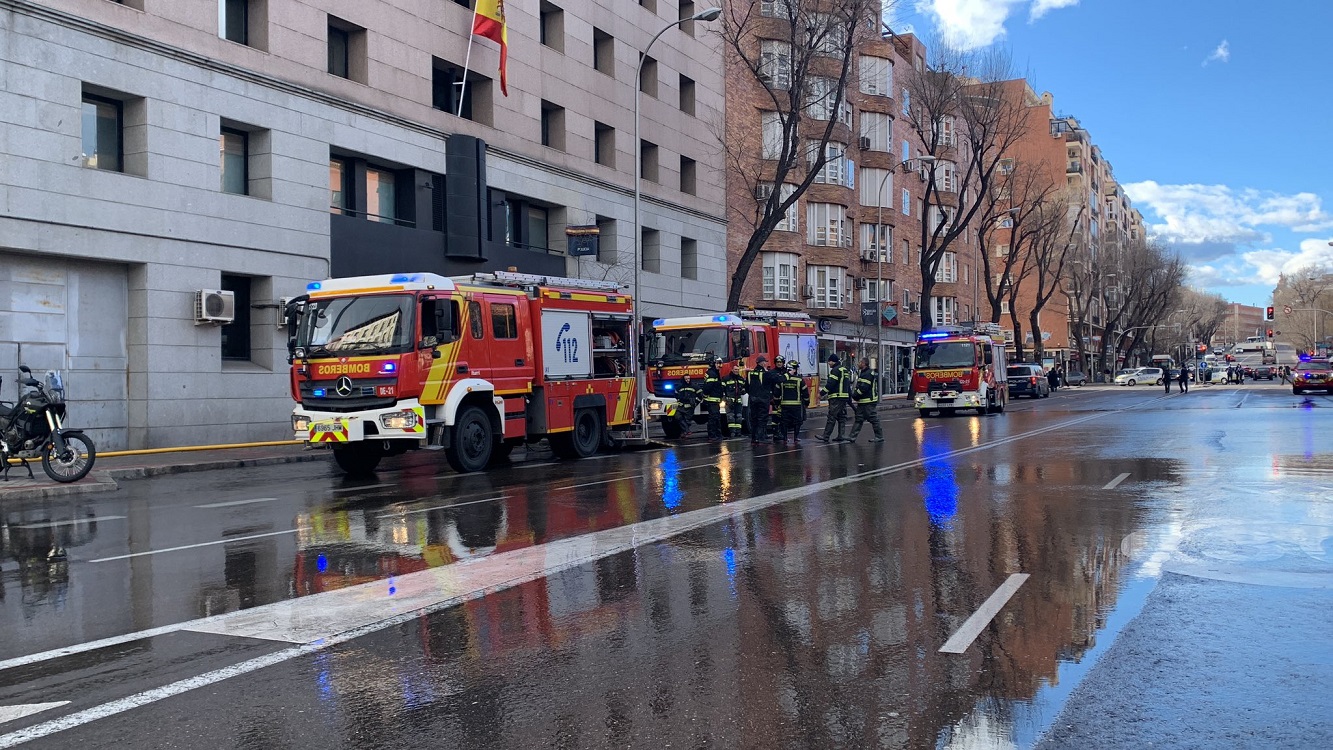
left=874, top=156, right=934, bottom=389
left=632, top=6, right=721, bottom=435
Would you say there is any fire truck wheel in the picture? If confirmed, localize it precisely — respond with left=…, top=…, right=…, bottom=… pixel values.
left=661, top=420, right=684, bottom=440
left=558, top=409, right=604, bottom=459
left=333, top=444, right=382, bottom=476
left=445, top=405, right=494, bottom=474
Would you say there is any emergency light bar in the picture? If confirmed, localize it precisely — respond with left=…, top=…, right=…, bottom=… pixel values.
left=918, top=331, right=952, bottom=340
left=466, top=271, right=626, bottom=292
left=651, top=314, right=743, bottom=330
left=306, top=273, right=455, bottom=294
left=740, top=309, right=813, bottom=321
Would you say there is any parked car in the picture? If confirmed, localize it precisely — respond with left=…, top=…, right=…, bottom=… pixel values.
left=1007, top=364, right=1051, bottom=398
left=1063, top=369, right=1088, bottom=386
left=1114, top=367, right=1165, bottom=386
left=1251, top=365, right=1276, bottom=380
left=1292, top=361, right=1333, bottom=395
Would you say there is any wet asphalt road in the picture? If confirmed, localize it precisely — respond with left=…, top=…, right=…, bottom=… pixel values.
left=1, top=383, right=1331, bottom=748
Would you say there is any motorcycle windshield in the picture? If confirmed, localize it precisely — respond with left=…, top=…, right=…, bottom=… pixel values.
left=296, top=294, right=415, bottom=357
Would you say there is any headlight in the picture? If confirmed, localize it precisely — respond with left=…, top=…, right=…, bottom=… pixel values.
left=647, top=400, right=664, bottom=413
left=292, top=415, right=311, bottom=432
left=379, top=411, right=419, bottom=430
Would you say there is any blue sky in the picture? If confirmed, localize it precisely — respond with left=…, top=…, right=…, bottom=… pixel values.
left=889, top=0, right=1333, bottom=307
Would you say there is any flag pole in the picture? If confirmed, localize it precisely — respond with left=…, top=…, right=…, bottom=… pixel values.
left=457, top=10, right=478, bottom=118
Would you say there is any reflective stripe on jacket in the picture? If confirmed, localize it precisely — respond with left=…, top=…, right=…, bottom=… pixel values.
left=780, top=374, right=803, bottom=406
left=826, top=366, right=851, bottom=399
left=853, top=372, right=878, bottom=404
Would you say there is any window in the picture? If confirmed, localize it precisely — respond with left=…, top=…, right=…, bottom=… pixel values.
left=220, top=128, right=248, bottom=195
left=859, top=56, right=892, bottom=96
left=861, top=279, right=891, bottom=303
left=328, top=22, right=348, bottom=78
left=491, top=303, right=518, bottom=339
left=929, top=206, right=955, bottom=230
left=540, top=2, right=564, bottom=51
left=640, top=140, right=659, bottom=182
left=219, top=0, right=248, bottom=45
left=810, top=143, right=851, bottom=187
left=641, top=228, right=661, bottom=273
left=861, top=224, right=890, bottom=262
left=640, top=55, right=658, bottom=97
left=860, top=112, right=891, bottom=152
left=901, top=189, right=910, bottom=215
left=220, top=275, right=251, bottom=361
left=762, top=252, right=799, bottom=301
left=680, top=156, right=696, bottom=195
left=80, top=93, right=122, bottom=172
left=681, top=238, right=699, bottom=280
left=541, top=100, right=565, bottom=150
left=679, top=1, right=697, bottom=36
left=365, top=166, right=397, bottom=224
left=770, top=183, right=798, bottom=231
left=810, top=13, right=845, bottom=56
left=1000, top=300, right=1010, bottom=315
left=761, top=111, right=784, bottom=160
left=432, top=59, right=491, bottom=123
left=329, top=158, right=349, bottom=213
left=638, top=0, right=656, bottom=11
left=999, top=158, right=1014, bottom=175
left=932, top=296, right=957, bottom=326
left=594, top=216, right=618, bottom=263
left=594, top=122, right=615, bottom=167
left=902, top=289, right=912, bottom=310
left=935, top=252, right=957, bottom=283
left=679, top=74, right=696, bottom=115
left=806, top=77, right=850, bottom=124
left=860, top=168, right=891, bottom=208
left=468, top=300, right=484, bottom=339
left=760, top=0, right=791, bottom=17
left=901, top=239, right=910, bottom=265
left=500, top=200, right=549, bottom=252
left=936, top=116, right=956, bottom=147
left=962, top=264, right=969, bottom=284
left=806, top=265, right=846, bottom=308
left=593, top=28, right=614, bottom=75
left=760, top=40, right=792, bottom=90
left=806, top=203, right=848, bottom=247
left=901, top=89, right=910, bottom=117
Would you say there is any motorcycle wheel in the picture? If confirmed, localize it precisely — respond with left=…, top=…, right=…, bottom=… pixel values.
left=43, top=432, right=96, bottom=483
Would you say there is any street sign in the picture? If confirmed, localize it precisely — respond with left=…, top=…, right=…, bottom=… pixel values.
left=1284, top=305, right=1293, bottom=316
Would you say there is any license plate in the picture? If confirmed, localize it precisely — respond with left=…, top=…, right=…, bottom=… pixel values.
left=312, top=421, right=345, bottom=434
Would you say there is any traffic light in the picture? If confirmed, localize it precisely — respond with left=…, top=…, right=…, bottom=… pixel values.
left=1267, top=328, right=1274, bottom=338
left=1265, top=306, right=1275, bottom=321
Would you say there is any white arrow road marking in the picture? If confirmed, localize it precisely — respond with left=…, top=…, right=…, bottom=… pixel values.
left=940, top=574, right=1031, bottom=654
left=0, top=703, right=70, bottom=725
left=193, top=498, right=278, bottom=509
left=1103, top=472, right=1131, bottom=490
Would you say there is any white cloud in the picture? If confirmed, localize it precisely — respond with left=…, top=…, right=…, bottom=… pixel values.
left=1203, top=39, right=1230, bottom=66
left=1030, top=0, right=1079, bottom=22
left=1240, top=239, right=1333, bottom=286
left=1123, top=181, right=1333, bottom=246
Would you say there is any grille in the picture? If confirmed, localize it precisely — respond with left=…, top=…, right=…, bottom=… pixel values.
left=299, top=378, right=396, bottom=413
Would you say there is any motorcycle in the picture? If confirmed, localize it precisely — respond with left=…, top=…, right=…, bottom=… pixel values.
left=0, top=366, right=97, bottom=483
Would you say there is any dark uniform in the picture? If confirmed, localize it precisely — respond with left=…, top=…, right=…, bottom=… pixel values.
left=818, top=355, right=852, bottom=442
left=723, top=363, right=746, bottom=437
left=764, top=357, right=789, bottom=443
left=779, top=362, right=810, bottom=444
left=674, top=376, right=700, bottom=436
left=847, top=359, right=884, bottom=442
left=746, top=357, right=772, bottom=444
left=702, top=363, right=724, bottom=441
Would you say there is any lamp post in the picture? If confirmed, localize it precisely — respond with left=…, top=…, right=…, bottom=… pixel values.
left=632, top=6, right=721, bottom=435
left=874, top=156, right=934, bottom=385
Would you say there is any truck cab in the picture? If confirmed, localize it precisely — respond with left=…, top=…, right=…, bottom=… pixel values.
left=911, top=324, right=1008, bottom=417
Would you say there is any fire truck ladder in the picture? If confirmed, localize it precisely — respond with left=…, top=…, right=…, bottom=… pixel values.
left=463, top=270, right=628, bottom=292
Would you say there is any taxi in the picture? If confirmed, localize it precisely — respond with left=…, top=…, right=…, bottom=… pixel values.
left=1292, top=359, right=1333, bottom=395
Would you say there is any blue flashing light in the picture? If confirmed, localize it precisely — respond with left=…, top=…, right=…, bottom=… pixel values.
left=389, top=273, right=422, bottom=283
left=919, top=332, right=952, bottom=340
left=313, top=388, right=326, bottom=397
left=663, top=383, right=674, bottom=391
left=653, top=318, right=666, bottom=327
left=381, top=362, right=397, bottom=373
left=316, top=554, right=328, bottom=573
left=306, top=281, right=322, bottom=291
left=713, top=315, right=730, bottom=322
left=1299, top=354, right=1312, bottom=362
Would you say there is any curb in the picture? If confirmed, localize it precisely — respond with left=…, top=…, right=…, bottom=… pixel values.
left=0, top=472, right=119, bottom=500
left=106, top=451, right=331, bottom=480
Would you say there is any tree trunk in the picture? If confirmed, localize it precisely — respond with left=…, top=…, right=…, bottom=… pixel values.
left=1029, top=309, right=1044, bottom=364
left=1010, top=309, right=1025, bottom=362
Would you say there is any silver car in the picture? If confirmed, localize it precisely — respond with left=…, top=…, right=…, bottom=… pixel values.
left=1114, top=367, right=1165, bottom=386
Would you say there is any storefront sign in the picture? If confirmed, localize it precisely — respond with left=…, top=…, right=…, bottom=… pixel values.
left=566, top=225, right=600, bottom=257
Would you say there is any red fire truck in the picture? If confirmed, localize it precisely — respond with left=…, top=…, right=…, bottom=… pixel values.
left=644, top=310, right=819, bottom=438
left=287, top=271, right=638, bottom=475
left=910, top=323, right=1009, bottom=417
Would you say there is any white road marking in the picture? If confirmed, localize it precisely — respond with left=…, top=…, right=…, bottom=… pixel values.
left=86, top=530, right=299, bottom=564
left=513, top=461, right=558, bottom=470
left=193, top=498, right=278, bottom=509
left=1102, top=473, right=1131, bottom=490
left=939, top=573, right=1031, bottom=654
left=330, top=483, right=392, bottom=494
left=10, top=517, right=124, bottom=530
left=0, top=703, right=70, bottom=726
left=376, top=495, right=507, bottom=518
left=551, top=475, right=645, bottom=491
left=0, top=404, right=1163, bottom=744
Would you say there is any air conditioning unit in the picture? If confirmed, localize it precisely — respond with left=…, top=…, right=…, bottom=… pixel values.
left=858, top=136, right=871, bottom=150
left=194, top=289, right=236, bottom=325
left=802, top=284, right=815, bottom=299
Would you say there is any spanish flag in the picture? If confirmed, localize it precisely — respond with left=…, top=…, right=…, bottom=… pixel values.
left=472, top=0, right=509, bottom=96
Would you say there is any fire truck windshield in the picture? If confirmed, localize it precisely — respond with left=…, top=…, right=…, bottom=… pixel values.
left=297, top=294, right=415, bottom=356
left=650, top=327, right=731, bottom=365
left=914, top=341, right=976, bottom=368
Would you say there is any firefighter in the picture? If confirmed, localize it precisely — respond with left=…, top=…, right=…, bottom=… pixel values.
left=747, top=356, right=772, bottom=444
left=818, top=354, right=852, bottom=443
left=674, top=374, right=700, bottom=437
left=702, top=359, right=724, bottom=441
left=847, top=357, right=885, bottom=443
left=780, top=360, right=809, bottom=444
left=765, top=356, right=789, bottom=443
left=724, top=359, right=747, bottom=438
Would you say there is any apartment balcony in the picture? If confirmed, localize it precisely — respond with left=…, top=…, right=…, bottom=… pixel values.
left=1067, top=160, right=1083, bottom=174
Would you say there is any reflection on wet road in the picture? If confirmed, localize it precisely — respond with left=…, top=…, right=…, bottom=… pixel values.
left=2, top=385, right=1332, bottom=748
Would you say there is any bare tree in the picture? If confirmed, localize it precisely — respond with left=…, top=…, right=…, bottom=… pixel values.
left=1101, top=239, right=1185, bottom=368
left=1024, top=203, right=1083, bottom=363
left=1061, top=239, right=1101, bottom=374
left=1275, top=264, right=1333, bottom=350
left=904, top=47, right=1028, bottom=322
left=719, top=0, right=885, bottom=310
left=976, top=159, right=1056, bottom=326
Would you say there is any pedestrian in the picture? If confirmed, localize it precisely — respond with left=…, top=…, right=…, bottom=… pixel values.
left=779, top=360, right=808, bottom=444
left=1177, top=365, right=1189, bottom=393
left=723, top=359, right=746, bottom=438
left=746, top=356, right=772, bottom=444
left=818, top=354, right=851, bottom=442
left=1164, top=366, right=1173, bottom=394
left=1048, top=365, right=1060, bottom=392
left=847, top=358, right=884, bottom=443
left=702, top=359, right=723, bottom=442
left=674, top=374, right=699, bottom=436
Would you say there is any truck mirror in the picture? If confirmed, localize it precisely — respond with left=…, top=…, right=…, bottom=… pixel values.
left=984, top=347, right=994, bottom=365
